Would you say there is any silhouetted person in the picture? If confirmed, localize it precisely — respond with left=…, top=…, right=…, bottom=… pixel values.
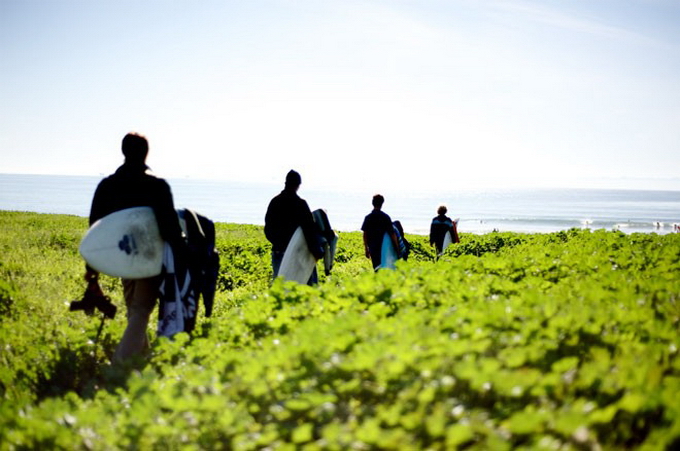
left=430, top=205, right=459, bottom=254
left=87, top=132, right=184, bottom=363
left=361, top=194, right=400, bottom=271
left=264, top=170, right=323, bottom=285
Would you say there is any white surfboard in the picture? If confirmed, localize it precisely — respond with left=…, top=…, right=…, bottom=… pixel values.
left=279, top=209, right=337, bottom=284
left=278, top=227, right=317, bottom=284
left=378, top=232, right=398, bottom=270
left=79, top=207, right=164, bottom=279
left=440, top=218, right=460, bottom=255
left=441, top=231, right=453, bottom=252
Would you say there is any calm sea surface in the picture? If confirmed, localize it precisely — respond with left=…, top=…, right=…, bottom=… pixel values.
left=1, top=173, right=679, bottom=235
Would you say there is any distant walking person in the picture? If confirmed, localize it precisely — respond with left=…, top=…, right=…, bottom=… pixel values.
left=264, top=170, right=323, bottom=285
left=87, top=132, right=185, bottom=364
left=361, top=194, right=400, bottom=271
left=430, top=205, right=459, bottom=255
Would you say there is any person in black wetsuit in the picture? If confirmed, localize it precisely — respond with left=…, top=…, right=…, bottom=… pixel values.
left=429, top=205, right=460, bottom=254
left=264, top=170, right=323, bottom=284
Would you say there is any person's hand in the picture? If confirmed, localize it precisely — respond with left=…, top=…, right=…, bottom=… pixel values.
left=312, top=249, right=325, bottom=261
left=84, top=268, right=99, bottom=282
left=365, top=248, right=371, bottom=259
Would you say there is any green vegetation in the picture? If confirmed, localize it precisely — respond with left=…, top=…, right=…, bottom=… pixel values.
left=1, top=211, right=679, bottom=449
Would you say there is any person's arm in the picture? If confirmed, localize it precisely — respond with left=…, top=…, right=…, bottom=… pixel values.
left=452, top=221, right=460, bottom=243
left=88, top=179, right=109, bottom=226
left=154, top=180, right=184, bottom=249
left=85, top=182, right=106, bottom=277
left=264, top=199, right=277, bottom=244
left=363, top=231, right=371, bottom=259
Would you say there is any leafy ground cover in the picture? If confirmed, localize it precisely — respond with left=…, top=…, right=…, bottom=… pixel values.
left=0, top=211, right=678, bottom=449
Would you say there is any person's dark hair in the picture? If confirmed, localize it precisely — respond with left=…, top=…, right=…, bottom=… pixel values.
left=122, top=133, right=149, bottom=164
left=285, top=170, right=301, bottom=189
left=372, top=194, right=385, bottom=209
left=437, top=205, right=447, bottom=215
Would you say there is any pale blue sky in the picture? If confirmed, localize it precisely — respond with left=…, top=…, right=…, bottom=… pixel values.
left=2, top=0, right=679, bottom=192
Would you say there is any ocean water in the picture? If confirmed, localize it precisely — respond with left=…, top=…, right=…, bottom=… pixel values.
left=1, top=173, right=679, bottom=235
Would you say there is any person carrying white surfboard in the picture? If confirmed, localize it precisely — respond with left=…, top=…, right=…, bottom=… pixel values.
left=87, top=132, right=185, bottom=364
left=264, top=170, right=324, bottom=285
left=429, top=205, right=460, bottom=256
left=361, top=194, right=401, bottom=271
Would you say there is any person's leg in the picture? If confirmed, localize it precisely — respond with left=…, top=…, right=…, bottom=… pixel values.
left=307, top=267, right=318, bottom=286
left=371, top=253, right=382, bottom=271
left=113, top=277, right=158, bottom=363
